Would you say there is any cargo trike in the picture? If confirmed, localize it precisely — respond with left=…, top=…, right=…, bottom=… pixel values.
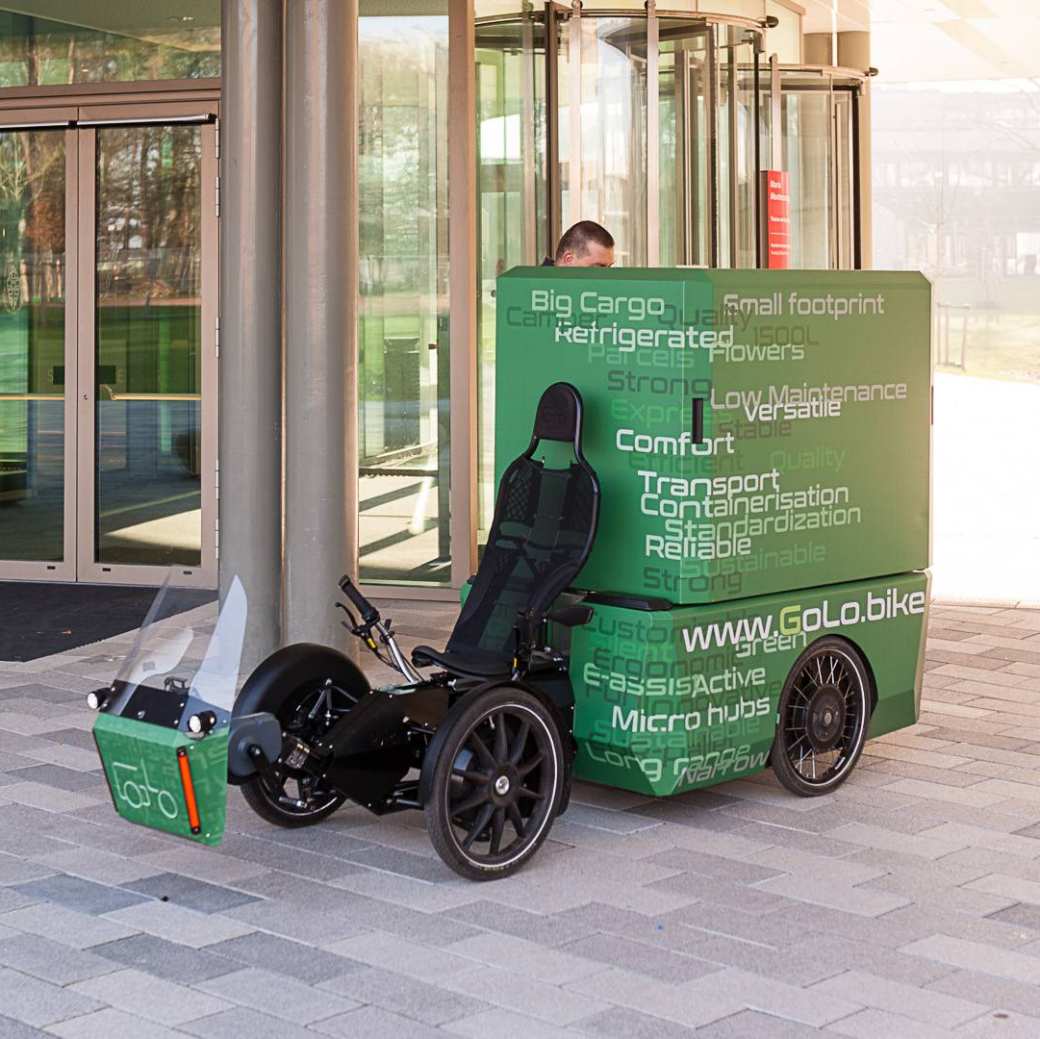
left=89, top=269, right=931, bottom=881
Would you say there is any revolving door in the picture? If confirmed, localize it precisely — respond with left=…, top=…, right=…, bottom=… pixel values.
left=476, top=8, right=765, bottom=273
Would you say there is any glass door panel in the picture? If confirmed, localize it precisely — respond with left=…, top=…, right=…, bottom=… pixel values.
left=659, top=20, right=710, bottom=266
left=578, top=16, right=648, bottom=266
left=357, top=11, right=451, bottom=585
left=0, top=127, right=71, bottom=577
left=475, top=12, right=547, bottom=544
left=92, top=124, right=204, bottom=570
left=716, top=25, right=758, bottom=269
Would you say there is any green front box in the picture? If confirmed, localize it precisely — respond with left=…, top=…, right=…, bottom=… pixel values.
left=569, top=571, right=930, bottom=796
left=93, top=713, right=228, bottom=846
left=496, top=268, right=931, bottom=604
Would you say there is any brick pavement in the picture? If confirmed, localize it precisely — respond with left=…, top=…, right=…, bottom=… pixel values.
left=0, top=600, right=1038, bottom=1036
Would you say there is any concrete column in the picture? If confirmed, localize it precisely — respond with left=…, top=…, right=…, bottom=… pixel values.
left=284, top=0, right=358, bottom=647
left=839, top=31, right=873, bottom=268
left=803, top=32, right=833, bottom=67
left=219, top=0, right=282, bottom=670
left=448, top=0, right=478, bottom=588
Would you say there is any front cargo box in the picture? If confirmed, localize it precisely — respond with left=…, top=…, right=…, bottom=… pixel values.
left=495, top=268, right=931, bottom=605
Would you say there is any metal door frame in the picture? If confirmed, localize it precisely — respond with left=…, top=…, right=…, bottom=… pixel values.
left=0, top=92, right=218, bottom=586
left=0, top=111, right=78, bottom=581
left=76, top=104, right=218, bottom=588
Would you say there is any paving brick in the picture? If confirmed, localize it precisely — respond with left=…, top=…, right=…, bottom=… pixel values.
left=556, top=931, right=716, bottom=983
left=440, top=899, right=599, bottom=947
left=0, top=902, right=138, bottom=949
left=571, top=1005, right=703, bottom=1038
left=209, top=930, right=362, bottom=983
left=179, top=1007, right=322, bottom=1039
left=328, top=930, right=478, bottom=982
left=564, top=966, right=739, bottom=1028
left=13, top=874, right=149, bottom=916
left=103, top=899, right=255, bottom=948
left=0, top=965, right=102, bottom=1027
left=685, top=967, right=863, bottom=1027
left=825, top=1007, right=958, bottom=1039
left=46, top=1007, right=186, bottom=1039
left=902, top=935, right=1040, bottom=984
left=71, top=967, right=230, bottom=1025
left=0, top=934, right=117, bottom=985
left=315, top=1005, right=448, bottom=1038
left=694, top=1009, right=826, bottom=1039
left=195, top=966, right=359, bottom=1024
left=91, top=933, right=238, bottom=984
left=320, top=965, right=490, bottom=1025
left=121, top=872, right=261, bottom=914
left=752, top=872, right=911, bottom=917
left=925, top=968, right=1040, bottom=1018
left=810, top=968, right=987, bottom=1027
left=0, top=1015, right=48, bottom=1038
left=954, top=1010, right=1040, bottom=1037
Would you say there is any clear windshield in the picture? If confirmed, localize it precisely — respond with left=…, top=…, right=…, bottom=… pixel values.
left=112, top=572, right=247, bottom=716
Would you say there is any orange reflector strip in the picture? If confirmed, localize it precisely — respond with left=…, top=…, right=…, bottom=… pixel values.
left=176, top=748, right=202, bottom=834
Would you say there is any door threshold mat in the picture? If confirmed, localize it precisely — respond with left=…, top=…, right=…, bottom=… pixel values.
left=0, top=582, right=216, bottom=662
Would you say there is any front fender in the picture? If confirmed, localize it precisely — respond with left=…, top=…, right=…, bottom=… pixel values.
left=233, top=643, right=369, bottom=719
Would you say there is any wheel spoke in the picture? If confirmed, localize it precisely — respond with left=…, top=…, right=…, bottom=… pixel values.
left=467, top=731, right=497, bottom=770
left=508, top=720, right=530, bottom=765
left=506, top=802, right=526, bottom=837
left=462, top=803, right=494, bottom=850
left=489, top=807, right=505, bottom=855
left=453, top=767, right=490, bottom=784
left=516, top=751, right=545, bottom=778
left=493, top=713, right=508, bottom=762
left=516, top=785, right=545, bottom=801
left=452, top=785, right=490, bottom=816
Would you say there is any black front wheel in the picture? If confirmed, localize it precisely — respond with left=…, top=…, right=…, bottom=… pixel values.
left=423, top=686, right=564, bottom=881
left=771, top=638, right=871, bottom=797
left=240, top=681, right=360, bottom=827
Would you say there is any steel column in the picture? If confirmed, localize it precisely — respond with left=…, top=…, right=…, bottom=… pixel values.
left=219, top=0, right=283, bottom=664
left=284, top=0, right=359, bottom=647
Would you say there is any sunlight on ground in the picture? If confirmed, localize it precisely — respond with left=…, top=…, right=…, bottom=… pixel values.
left=932, top=372, right=1040, bottom=603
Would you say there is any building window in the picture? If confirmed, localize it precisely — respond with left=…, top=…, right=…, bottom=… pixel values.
left=0, top=6, right=219, bottom=85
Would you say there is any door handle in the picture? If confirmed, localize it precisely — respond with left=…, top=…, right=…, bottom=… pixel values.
left=691, top=397, right=705, bottom=445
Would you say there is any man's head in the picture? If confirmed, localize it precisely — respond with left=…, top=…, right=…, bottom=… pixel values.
left=555, top=221, right=615, bottom=267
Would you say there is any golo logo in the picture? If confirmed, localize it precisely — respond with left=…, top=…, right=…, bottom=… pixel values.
left=111, top=758, right=179, bottom=820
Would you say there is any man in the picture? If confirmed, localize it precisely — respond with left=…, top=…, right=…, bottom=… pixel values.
left=543, top=220, right=615, bottom=268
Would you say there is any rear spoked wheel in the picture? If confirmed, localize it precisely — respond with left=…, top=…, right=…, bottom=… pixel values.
left=771, top=638, right=871, bottom=797
left=423, top=687, right=564, bottom=881
left=241, top=682, right=359, bottom=826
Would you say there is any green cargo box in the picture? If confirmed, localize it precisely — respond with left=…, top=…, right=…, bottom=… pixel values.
left=568, top=571, right=929, bottom=796
left=496, top=268, right=931, bottom=605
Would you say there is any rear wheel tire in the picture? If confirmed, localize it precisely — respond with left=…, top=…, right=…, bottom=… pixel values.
left=771, top=637, right=871, bottom=797
left=423, top=687, right=564, bottom=881
left=240, top=682, right=359, bottom=827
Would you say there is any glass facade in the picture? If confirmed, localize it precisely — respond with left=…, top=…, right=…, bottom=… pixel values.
left=0, top=5, right=219, bottom=85
left=0, top=2, right=893, bottom=596
left=358, top=7, right=450, bottom=585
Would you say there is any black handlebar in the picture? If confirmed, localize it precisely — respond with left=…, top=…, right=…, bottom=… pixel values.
left=338, top=574, right=380, bottom=625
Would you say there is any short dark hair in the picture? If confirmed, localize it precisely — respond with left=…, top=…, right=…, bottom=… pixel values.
left=555, top=220, right=614, bottom=262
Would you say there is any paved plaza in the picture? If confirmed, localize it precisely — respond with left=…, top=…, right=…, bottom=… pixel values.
left=0, top=599, right=1040, bottom=1036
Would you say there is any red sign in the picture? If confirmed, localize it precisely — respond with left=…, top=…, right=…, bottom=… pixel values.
left=762, top=170, right=790, bottom=269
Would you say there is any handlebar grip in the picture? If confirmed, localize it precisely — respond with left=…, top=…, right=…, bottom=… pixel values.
left=338, top=574, right=380, bottom=624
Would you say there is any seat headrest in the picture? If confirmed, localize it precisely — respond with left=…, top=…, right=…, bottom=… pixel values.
left=533, top=382, right=582, bottom=443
